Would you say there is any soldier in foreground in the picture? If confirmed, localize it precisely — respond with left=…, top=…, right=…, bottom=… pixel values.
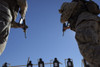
left=0, top=0, right=28, bottom=55
left=59, top=0, right=100, bottom=67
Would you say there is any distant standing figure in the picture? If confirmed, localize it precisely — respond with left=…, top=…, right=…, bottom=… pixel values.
left=67, top=58, right=73, bottom=67
left=2, top=62, right=7, bottom=67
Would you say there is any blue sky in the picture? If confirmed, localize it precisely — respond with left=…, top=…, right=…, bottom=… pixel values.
left=0, top=0, right=100, bottom=67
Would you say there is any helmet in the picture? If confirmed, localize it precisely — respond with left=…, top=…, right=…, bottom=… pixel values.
left=59, top=2, right=78, bottom=23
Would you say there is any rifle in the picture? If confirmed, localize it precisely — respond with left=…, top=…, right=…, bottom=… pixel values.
left=19, top=17, right=28, bottom=38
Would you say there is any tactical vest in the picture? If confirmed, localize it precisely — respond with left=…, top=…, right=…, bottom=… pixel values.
left=0, top=0, right=19, bottom=22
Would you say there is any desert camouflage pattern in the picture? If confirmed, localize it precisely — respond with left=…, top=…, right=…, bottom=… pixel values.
left=75, top=12, right=100, bottom=67
left=59, top=2, right=78, bottom=23
left=0, top=0, right=28, bottom=55
left=0, top=1, right=12, bottom=55
left=59, top=1, right=100, bottom=67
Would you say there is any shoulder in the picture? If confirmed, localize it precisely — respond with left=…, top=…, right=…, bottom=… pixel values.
left=76, top=12, right=99, bottom=25
left=78, top=12, right=99, bottom=20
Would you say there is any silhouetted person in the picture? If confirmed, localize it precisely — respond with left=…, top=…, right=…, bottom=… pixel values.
left=27, top=61, right=33, bottom=67
left=38, top=58, right=44, bottom=67
left=2, top=62, right=7, bottom=67
left=67, top=58, right=73, bottom=67
left=53, top=58, right=59, bottom=67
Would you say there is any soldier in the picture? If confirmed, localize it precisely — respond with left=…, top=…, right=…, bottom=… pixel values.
left=0, top=0, right=28, bottom=55
left=59, top=0, right=100, bottom=67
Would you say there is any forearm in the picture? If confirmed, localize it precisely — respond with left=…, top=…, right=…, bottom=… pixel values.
left=11, top=21, right=21, bottom=28
left=11, top=21, right=28, bottom=28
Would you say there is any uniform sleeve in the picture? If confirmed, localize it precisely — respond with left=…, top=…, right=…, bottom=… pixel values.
left=17, top=0, right=28, bottom=18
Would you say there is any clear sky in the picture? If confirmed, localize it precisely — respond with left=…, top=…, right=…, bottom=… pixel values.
left=0, top=0, right=100, bottom=67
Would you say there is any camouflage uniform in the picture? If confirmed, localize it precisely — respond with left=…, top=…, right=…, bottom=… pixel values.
left=75, top=12, right=100, bottom=67
left=59, top=1, right=100, bottom=67
left=0, top=0, right=28, bottom=55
